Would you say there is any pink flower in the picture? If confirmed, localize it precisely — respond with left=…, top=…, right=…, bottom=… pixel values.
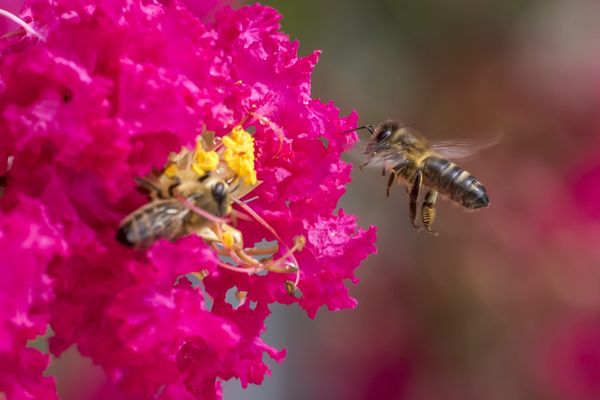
left=0, top=0, right=376, bottom=399
left=0, top=198, right=61, bottom=399
left=537, top=317, right=600, bottom=400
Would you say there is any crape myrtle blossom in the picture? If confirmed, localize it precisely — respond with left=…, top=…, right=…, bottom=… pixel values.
left=0, top=0, right=376, bottom=399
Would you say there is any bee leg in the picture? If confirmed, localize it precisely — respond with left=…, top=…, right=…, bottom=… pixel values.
left=409, top=171, right=422, bottom=229
left=134, top=176, right=163, bottom=198
left=167, top=176, right=182, bottom=197
left=388, top=161, right=408, bottom=197
left=421, top=189, right=439, bottom=236
left=386, top=171, right=396, bottom=198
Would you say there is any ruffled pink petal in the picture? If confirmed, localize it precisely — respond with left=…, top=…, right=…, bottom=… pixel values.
left=0, top=1, right=377, bottom=398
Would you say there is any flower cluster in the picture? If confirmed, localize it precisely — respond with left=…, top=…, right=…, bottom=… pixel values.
left=0, top=0, right=376, bottom=399
left=136, top=126, right=305, bottom=285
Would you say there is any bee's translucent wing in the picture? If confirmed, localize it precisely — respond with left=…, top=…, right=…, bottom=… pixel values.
left=431, top=131, right=502, bottom=160
left=233, top=180, right=262, bottom=200
left=360, top=148, right=408, bottom=170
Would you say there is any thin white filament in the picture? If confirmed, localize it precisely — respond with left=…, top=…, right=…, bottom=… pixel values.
left=0, top=8, right=44, bottom=40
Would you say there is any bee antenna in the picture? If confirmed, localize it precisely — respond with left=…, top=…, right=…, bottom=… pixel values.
left=229, top=182, right=241, bottom=194
left=340, top=125, right=375, bottom=135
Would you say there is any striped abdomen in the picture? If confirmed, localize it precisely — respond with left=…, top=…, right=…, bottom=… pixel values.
left=422, top=156, right=489, bottom=209
left=116, top=200, right=191, bottom=247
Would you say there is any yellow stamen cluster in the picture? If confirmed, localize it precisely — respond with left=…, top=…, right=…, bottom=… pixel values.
left=221, top=231, right=236, bottom=249
left=163, top=162, right=178, bottom=178
left=222, top=126, right=257, bottom=185
left=192, top=140, right=219, bottom=177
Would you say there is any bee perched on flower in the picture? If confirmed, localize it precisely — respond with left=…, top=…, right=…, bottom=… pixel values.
left=118, top=124, right=306, bottom=293
left=0, top=1, right=376, bottom=399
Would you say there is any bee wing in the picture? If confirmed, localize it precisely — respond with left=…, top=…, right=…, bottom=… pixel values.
left=231, top=180, right=261, bottom=200
left=360, top=147, right=409, bottom=170
left=359, top=125, right=423, bottom=169
left=176, top=192, right=230, bottom=225
left=431, top=131, right=502, bottom=160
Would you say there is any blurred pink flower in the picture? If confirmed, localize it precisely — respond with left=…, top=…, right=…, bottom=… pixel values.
left=538, top=317, right=600, bottom=400
left=0, top=0, right=376, bottom=399
left=571, top=157, right=600, bottom=221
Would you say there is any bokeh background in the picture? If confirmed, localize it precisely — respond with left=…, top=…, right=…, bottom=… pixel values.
left=4, top=0, right=600, bottom=399
left=239, top=1, right=600, bottom=399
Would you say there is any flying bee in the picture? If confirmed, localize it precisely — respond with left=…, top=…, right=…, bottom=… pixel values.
left=355, top=120, right=494, bottom=235
left=116, top=176, right=232, bottom=248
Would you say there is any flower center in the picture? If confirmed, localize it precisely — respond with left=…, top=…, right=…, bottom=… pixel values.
left=134, top=121, right=304, bottom=295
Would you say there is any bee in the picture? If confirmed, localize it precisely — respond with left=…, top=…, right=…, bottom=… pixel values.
left=357, top=120, right=493, bottom=235
left=116, top=175, right=232, bottom=248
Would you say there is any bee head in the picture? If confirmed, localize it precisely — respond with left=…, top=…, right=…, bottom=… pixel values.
left=365, top=120, right=402, bottom=155
left=211, top=181, right=227, bottom=204
left=207, top=179, right=232, bottom=216
left=374, top=120, right=401, bottom=143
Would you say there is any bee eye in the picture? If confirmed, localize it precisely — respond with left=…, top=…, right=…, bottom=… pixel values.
left=376, top=129, right=392, bottom=143
left=212, top=182, right=226, bottom=202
